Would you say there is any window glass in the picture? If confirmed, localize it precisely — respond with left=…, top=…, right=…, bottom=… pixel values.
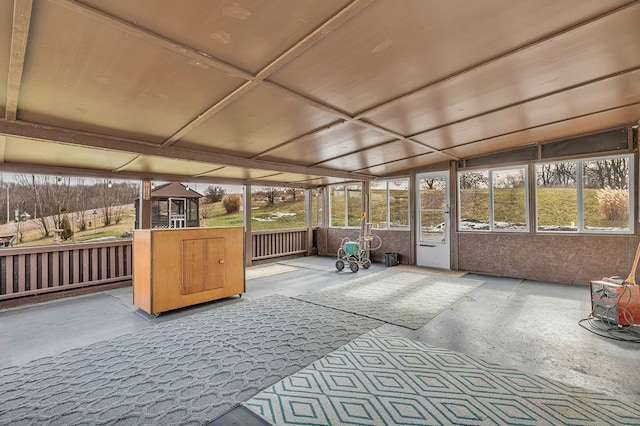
left=583, top=157, right=630, bottom=231
left=458, top=171, right=489, bottom=231
left=330, top=185, right=345, bottom=227
left=346, top=184, right=362, bottom=227
left=493, top=168, right=527, bottom=230
left=371, top=179, right=409, bottom=229
left=370, top=181, right=387, bottom=228
left=536, top=154, right=632, bottom=233
left=536, top=161, right=577, bottom=231
left=389, top=180, right=409, bottom=228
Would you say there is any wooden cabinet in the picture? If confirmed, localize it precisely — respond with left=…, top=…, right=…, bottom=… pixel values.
left=133, top=227, right=244, bottom=315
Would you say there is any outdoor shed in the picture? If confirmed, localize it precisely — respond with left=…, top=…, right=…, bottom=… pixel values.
left=134, top=182, right=202, bottom=229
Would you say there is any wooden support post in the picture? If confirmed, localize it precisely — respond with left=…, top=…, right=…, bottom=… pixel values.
left=243, top=184, right=252, bottom=267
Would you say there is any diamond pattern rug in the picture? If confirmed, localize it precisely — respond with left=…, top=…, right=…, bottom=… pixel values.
left=0, top=295, right=382, bottom=425
left=245, top=329, right=640, bottom=425
left=294, top=270, right=483, bottom=329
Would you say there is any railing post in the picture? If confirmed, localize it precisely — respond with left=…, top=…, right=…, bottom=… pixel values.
left=243, top=184, right=252, bottom=267
left=305, top=188, right=313, bottom=256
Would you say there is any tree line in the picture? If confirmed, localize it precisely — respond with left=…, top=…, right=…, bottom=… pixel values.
left=0, top=175, right=137, bottom=238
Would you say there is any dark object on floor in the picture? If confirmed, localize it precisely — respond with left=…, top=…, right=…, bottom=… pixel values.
left=384, top=252, right=398, bottom=266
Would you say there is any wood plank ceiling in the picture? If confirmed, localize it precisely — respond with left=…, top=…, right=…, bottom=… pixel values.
left=1, top=0, right=639, bottom=187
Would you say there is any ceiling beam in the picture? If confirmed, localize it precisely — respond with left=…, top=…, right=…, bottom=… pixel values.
left=5, top=0, right=33, bottom=121
left=161, top=0, right=376, bottom=147
left=353, top=0, right=640, bottom=120
left=0, top=119, right=373, bottom=181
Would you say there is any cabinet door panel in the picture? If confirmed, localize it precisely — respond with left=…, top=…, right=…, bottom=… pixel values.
left=182, top=237, right=225, bottom=294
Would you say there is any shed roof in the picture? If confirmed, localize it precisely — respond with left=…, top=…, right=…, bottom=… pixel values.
left=135, top=182, right=202, bottom=200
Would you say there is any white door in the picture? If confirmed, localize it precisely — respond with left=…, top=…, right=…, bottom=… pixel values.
left=416, top=172, right=450, bottom=269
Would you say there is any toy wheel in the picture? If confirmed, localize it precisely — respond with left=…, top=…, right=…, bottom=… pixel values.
left=336, top=260, right=345, bottom=271
left=350, top=262, right=359, bottom=273
left=363, top=259, right=371, bottom=269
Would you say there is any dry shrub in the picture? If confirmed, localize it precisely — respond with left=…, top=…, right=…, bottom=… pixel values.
left=596, top=189, right=628, bottom=222
left=222, top=194, right=242, bottom=214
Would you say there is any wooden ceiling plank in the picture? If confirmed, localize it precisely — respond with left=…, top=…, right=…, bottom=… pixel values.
left=52, top=0, right=254, bottom=80
left=251, top=120, right=346, bottom=159
left=408, top=65, right=640, bottom=142
left=441, top=101, right=640, bottom=155
left=162, top=0, right=375, bottom=147
left=353, top=0, right=640, bottom=120
left=0, top=119, right=373, bottom=181
left=5, top=0, right=33, bottom=121
left=263, top=81, right=460, bottom=160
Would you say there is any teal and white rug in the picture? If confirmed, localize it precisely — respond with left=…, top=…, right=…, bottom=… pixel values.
left=0, top=295, right=382, bottom=425
left=294, top=270, right=483, bottom=329
left=246, top=329, right=640, bottom=425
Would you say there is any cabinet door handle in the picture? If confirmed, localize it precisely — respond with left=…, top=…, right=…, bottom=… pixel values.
left=218, top=259, right=225, bottom=264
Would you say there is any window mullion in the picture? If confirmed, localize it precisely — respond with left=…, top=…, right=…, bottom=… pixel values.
left=577, top=160, right=584, bottom=232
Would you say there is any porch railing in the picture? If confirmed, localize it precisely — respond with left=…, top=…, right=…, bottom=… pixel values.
left=1, top=228, right=314, bottom=300
left=0, top=240, right=132, bottom=301
left=252, top=228, right=308, bottom=261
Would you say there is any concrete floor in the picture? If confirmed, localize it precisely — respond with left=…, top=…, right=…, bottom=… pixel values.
left=1, top=256, right=638, bottom=412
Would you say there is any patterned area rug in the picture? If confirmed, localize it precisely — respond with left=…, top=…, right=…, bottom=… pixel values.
left=0, top=295, right=382, bottom=425
left=245, top=264, right=299, bottom=280
left=294, top=270, right=483, bottom=329
left=246, top=329, right=640, bottom=425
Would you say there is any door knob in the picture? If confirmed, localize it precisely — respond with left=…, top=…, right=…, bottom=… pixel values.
left=218, top=259, right=225, bottom=264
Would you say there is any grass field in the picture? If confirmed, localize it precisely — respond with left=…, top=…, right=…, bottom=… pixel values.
left=4, top=186, right=629, bottom=247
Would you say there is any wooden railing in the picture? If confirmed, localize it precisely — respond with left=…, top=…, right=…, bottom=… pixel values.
left=252, top=228, right=308, bottom=261
left=0, top=240, right=132, bottom=300
left=0, top=228, right=315, bottom=300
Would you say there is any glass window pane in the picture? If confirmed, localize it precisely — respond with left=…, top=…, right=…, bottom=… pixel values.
left=458, top=171, right=489, bottom=231
left=346, top=184, right=362, bottom=227
left=419, top=177, right=446, bottom=210
left=420, top=211, right=446, bottom=242
left=330, top=185, right=345, bottom=227
left=536, top=162, right=577, bottom=231
left=583, top=157, right=630, bottom=231
left=370, top=181, right=387, bottom=228
left=311, top=188, right=321, bottom=227
left=493, top=168, right=527, bottom=230
left=389, top=179, right=409, bottom=228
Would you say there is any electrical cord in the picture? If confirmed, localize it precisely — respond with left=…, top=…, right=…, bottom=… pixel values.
left=579, top=283, right=640, bottom=343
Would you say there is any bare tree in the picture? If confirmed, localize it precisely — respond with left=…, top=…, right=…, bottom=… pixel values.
left=15, top=175, right=73, bottom=237
left=97, top=180, right=136, bottom=226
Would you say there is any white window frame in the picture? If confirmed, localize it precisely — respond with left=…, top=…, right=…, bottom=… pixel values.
left=458, top=165, right=530, bottom=232
left=329, top=183, right=362, bottom=228
left=371, top=178, right=410, bottom=230
left=535, top=153, right=634, bottom=234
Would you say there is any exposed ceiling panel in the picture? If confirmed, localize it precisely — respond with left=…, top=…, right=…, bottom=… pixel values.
left=362, top=3, right=640, bottom=136
left=317, top=140, right=432, bottom=171
left=444, top=104, right=640, bottom=159
left=117, top=156, right=218, bottom=176
left=80, top=0, right=352, bottom=75
left=4, top=137, right=137, bottom=169
left=414, top=70, right=640, bottom=150
left=0, top=0, right=638, bottom=186
left=18, top=0, right=247, bottom=143
left=198, top=166, right=280, bottom=180
left=258, top=121, right=392, bottom=165
left=269, top=0, right=629, bottom=113
left=177, top=84, right=338, bottom=157
left=358, top=152, right=453, bottom=176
